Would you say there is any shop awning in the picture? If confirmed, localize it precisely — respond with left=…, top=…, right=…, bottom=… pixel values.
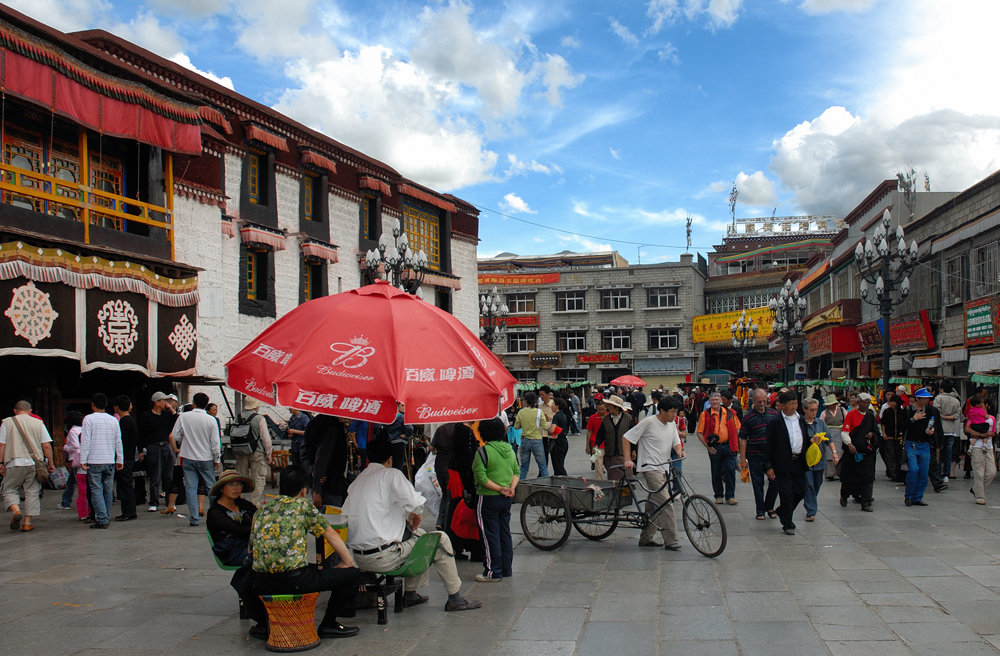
left=802, top=305, right=843, bottom=332
left=941, top=347, right=968, bottom=363
left=970, top=351, right=1000, bottom=374
left=244, top=124, right=289, bottom=152
left=399, top=184, right=457, bottom=213
left=359, top=176, right=392, bottom=196
left=302, top=150, right=337, bottom=174
left=301, top=240, right=338, bottom=263
left=240, top=224, right=287, bottom=250
left=912, top=355, right=943, bottom=368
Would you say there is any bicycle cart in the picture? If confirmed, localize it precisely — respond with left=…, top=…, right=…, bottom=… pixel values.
left=516, top=458, right=727, bottom=557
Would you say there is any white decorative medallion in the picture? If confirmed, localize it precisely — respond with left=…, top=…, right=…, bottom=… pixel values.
left=5, top=281, right=59, bottom=347
left=98, top=299, right=138, bottom=355
left=168, top=314, right=197, bottom=360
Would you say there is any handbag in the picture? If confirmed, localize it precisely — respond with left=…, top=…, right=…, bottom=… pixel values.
left=12, top=416, right=49, bottom=484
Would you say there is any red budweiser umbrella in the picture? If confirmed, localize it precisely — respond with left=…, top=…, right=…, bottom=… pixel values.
left=225, top=281, right=516, bottom=424
left=609, top=374, right=647, bottom=388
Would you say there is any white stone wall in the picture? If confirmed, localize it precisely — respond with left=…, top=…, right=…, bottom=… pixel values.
left=451, top=236, right=479, bottom=333
left=328, top=193, right=364, bottom=293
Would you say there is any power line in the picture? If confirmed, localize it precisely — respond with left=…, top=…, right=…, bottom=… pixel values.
left=468, top=201, right=714, bottom=251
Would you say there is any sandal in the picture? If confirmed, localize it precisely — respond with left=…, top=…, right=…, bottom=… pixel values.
left=755, top=514, right=766, bottom=520
left=805, top=515, right=815, bottom=522
left=767, top=510, right=778, bottom=519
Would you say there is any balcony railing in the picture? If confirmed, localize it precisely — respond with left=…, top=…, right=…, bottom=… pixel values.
left=0, top=160, right=174, bottom=257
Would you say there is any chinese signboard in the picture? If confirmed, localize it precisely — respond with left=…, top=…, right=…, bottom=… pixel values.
left=890, top=311, right=935, bottom=351
left=577, top=353, right=619, bottom=364
left=477, top=273, right=560, bottom=286
left=480, top=314, right=539, bottom=327
left=965, top=298, right=994, bottom=346
left=529, top=352, right=561, bottom=369
left=857, top=321, right=883, bottom=356
left=808, top=329, right=833, bottom=358
left=692, top=307, right=772, bottom=344
left=750, top=361, right=784, bottom=373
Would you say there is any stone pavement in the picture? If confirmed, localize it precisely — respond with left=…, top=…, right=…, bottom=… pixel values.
left=3, top=441, right=1000, bottom=656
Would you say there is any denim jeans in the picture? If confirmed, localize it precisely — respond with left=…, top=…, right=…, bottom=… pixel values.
left=708, top=443, right=738, bottom=500
left=747, top=459, right=779, bottom=516
left=519, top=439, right=549, bottom=479
left=182, top=459, right=216, bottom=525
left=803, top=469, right=825, bottom=516
left=61, top=471, right=77, bottom=507
left=477, top=494, right=514, bottom=578
left=940, top=434, right=956, bottom=479
left=905, top=441, right=930, bottom=501
left=87, top=464, right=115, bottom=525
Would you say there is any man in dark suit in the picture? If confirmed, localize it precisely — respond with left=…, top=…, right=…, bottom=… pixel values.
left=766, top=390, right=820, bottom=535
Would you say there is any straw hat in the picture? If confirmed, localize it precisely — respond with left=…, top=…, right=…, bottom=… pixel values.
left=824, top=394, right=839, bottom=406
left=243, top=396, right=262, bottom=410
left=604, top=395, right=626, bottom=410
left=209, top=469, right=255, bottom=497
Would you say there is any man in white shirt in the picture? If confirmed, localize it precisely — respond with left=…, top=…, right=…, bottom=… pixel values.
left=80, top=393, right=123, bottom=529
left=624, top=396, right=685, bottom=550
left=765, top=391, right=818, bottom=535
left=342, top=438, right=481, bottom=612
left=170, top=392, right=222, bottom=527
left=0, top=400, right=55, bottom=532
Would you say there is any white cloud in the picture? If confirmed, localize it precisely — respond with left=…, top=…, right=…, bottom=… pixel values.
left=504, top=154, right=561, bottom=178
left=572, top=200, right=605, bottom=220
left=169, top=53, right=235, bottom=90
left=232, top=0, right=339, bottom=62
left=108, top=10, right=185, bottom=57
left=645, top=0, right=743, bottom=32
left=501, top=193, right=537, bottom=214
left=609, top=18, right=639, bottom=46
left=560, top=35, right=581, bottom=48
left=4, top=0, right=110, bottom=32
left=537, top=54, right=584, bottom=108
left=646, top=0, right=680, bottom=34
left=734, top=171, right=778, bottom=207
left=275, top=45, right=497, bottom=191
left=658, top=43, right=680, bottom=64
left=795, top=0, right=880, bottom=14
left=609, top=147, right=621, bottom=160
left=146, top=0, right=231, bottom=17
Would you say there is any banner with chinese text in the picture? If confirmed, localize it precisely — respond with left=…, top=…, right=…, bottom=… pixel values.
left=692, top=307, right=772, bottom=343
left=478, top=273, right=560, bottom=286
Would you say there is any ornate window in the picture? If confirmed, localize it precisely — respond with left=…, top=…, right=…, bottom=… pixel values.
left=402, top=203, right=440, bottom=270
left=246, top=248, right=268, bottom=301
left=362, top=193, right=379, bottom=240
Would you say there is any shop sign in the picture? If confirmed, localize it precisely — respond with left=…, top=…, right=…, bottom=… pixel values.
left=529, top=352, right=561, bottom=369
left=577, top=353, right=619, bottom=364
left=750, top=361, right=784, bottom=373
left=808, top=328, right=833, bottom=358
left=478, top=273, right=560, bottom=286
left=633, top=357, right=692, bottom=373
left=481, top=314, right=538, bottom=327
left=890, top=310, right=935, bottom=351
left=692, top=307, right=772, bottom=344
left=965, top=298, right=994, bottom=346
left=857, top=321, right=883, bottom=356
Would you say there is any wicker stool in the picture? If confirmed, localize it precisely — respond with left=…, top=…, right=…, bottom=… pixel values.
left=259, top=593, right=321, bottom=653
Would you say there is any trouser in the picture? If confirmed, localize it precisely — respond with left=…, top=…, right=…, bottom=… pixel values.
left=905, top=441, right=930, bottom=501
left=542, top=437, right=551, bottom=468
left=390, top=441, right=407, bottom=475
left=709, top=444, right=738, bottom=500
left=75, top=470, right=90, bottom=519
left=183, top=459, right=216, bottom=525
left=604, top=455, right=626, bottom=481
left=551, top=436, right=569, bottom=476
left=747, top=459, right=779, bottom=516
left=235, top=451, right=268, bottom=507
left=774, top=469, right=807, bottom=530
left=1, top=464, right=41, bottom=516
left=971, top=448, right=997, bottom=501
left=252, top=564, right=360, bottom=628
left=146, top=444, right=174, bottom=504
left=592, top=450, right=606, bottom=480
left=803, top=469, right=825, bottom=516
left=116, top=458, right=137, bottom=518
left=352, top=529, right=462, bottom=595
left=476, top=494, right=513, bottom=578
left=928, top=442, right=944, bottom=490
left=569, top=413, right=580, bottom=434
left=941, top=435, right=956, bottom=479
left=519, top=439, right=549, bottom=479
left=639, top=469, right=677, bottom=546
left=880, top=439, right=902, bottom=481
left=435, top=469, right=451, bottom=530
left=61, top=470, right=77, bottom=507
left=825, top=438, right=842, bottom=478
left=87, top=464, right=115, bottom=525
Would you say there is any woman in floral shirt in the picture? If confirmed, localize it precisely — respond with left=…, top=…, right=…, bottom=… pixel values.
left=250, top=467, right=361, bottom=639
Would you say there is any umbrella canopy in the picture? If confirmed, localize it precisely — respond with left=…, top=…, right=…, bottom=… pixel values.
left=609, top=374, right=647, bottom=388
left=225, top=281, right=516, bottom=425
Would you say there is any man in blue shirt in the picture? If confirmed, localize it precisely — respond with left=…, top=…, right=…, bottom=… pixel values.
left=738, top=389, right=780, bottom=520
left=286, top=408, right=311, bottom=473
left=387, top=402, right=413, bottom=475
left=347, top=420, right=371, bottom=469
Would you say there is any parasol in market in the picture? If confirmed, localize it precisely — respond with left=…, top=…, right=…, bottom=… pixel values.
left=609, top=374, right=647, bottom=388
left=225, top=280, right=517, bottom=424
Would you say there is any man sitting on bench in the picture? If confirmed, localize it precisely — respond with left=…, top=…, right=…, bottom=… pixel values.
left=342, top=437, right=481, bottom=612
left=250, top=467, right=361, bottom=639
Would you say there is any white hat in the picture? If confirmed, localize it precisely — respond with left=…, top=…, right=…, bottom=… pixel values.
left=151, top=391, right=169, bottom=403
left=857, top=392, right=872, bottom=402
left=604, top=395, right=626, bottom=410
left=243, top=396, right=262, bottom=410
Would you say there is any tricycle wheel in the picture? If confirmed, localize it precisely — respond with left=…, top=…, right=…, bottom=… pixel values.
left=682, top=494, right=727, bottom=557
left=571, top=510, right=619, bottom=540
left=520, top=490, right=570, bottom=550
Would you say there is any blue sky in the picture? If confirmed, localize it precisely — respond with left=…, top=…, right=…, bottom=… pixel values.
left=18, top=0, right=1000, bottom=262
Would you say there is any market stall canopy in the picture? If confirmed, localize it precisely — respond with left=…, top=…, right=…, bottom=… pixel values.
left=225, top=280, right=517, bottom=424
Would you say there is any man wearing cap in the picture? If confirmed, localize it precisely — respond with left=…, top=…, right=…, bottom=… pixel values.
left=170, top=392, right=222, bottom=527
left=594, top=395, right=634, bottom=481
left=839, top=393, right=880, bottom=511
left=138, top=391, right=175, bottom=512
left=236, top=397, right=272, bottom=507
left=697, top=392, right=741, bottom=504
left=903, top=388, right=942, bottom=506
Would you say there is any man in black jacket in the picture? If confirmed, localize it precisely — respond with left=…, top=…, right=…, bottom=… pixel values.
left=308, top=415, right=349, bottom=508
left=766, top=391, right=819, bottom=535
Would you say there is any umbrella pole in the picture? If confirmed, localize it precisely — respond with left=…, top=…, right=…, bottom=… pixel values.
left=219, top=384, right=236, bottom=420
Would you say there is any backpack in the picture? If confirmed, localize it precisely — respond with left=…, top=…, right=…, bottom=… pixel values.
left=230, top=413, right=261, bottom=456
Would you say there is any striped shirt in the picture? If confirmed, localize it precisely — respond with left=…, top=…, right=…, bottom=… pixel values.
left=738, top=407, right=780, bottom=460
left=80, top=411, right=123, bottom=465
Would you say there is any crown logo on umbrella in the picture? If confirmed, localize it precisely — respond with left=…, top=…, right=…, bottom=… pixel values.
left=350, top=335, right=370, bottom=346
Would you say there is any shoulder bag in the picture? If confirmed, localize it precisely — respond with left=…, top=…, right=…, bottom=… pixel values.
left=12, top=416, right=49, bottom=483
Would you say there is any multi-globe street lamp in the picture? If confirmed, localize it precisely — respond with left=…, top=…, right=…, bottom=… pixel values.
left=730, top=308, right=759, bottom=375
left=478, top=286, right=509, bottom=352
left=855, top=208, right=919, bottom=396
left=769, top=279, right=807, bottom=387
left=363, top=218, right=428, bottom=296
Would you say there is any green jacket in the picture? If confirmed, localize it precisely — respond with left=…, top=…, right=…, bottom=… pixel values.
left=473, top=441, right=519, bottom=495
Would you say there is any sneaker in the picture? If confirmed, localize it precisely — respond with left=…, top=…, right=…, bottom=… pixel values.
left=476, top=573, right=501, bottom=582
left=904, top=498, right=912, bottom=506
left=782, top=528, right=795, bottom=535
left=943, top=476, right=949, bottom=483
left=726, top=499, right=738, bottom=505
left=56, top=503, right=72, bottom=510
left=976, top=499, right=986, bottom=505
left=715, top=497, right=724, bottom=504
left=147, top=505, right=158, bottom=512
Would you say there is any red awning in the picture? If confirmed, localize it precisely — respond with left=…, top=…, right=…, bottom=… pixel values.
left=240, top=225, right=286, bottom=250
left=222, top=218, right=236, bottom=238
left=301, top=241, right=339, bottom=263
left=359, top=175, right=391, bottom=196
left=199, top=105, right=232, bottom=134
left=244, top=125, right=289, bottom=152
left=398, top=184, right=456, bottom=213
left=302, top=151, right=337, bottom=174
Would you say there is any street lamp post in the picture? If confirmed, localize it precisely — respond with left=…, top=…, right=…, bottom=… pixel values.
left=363, top=218, right=429, bottom=296
left=730, top=308, right=759, bottom=375
left=769, top=279, right=806, bottom=387
left=855, top=208, right=919, bottom=397
left=478, top=286, right=509, bottom=352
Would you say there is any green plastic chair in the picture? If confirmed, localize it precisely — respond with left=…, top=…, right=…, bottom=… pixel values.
left=206, top=529, right=248, bottom=618
left=366, top=532, right=442, bottom=625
